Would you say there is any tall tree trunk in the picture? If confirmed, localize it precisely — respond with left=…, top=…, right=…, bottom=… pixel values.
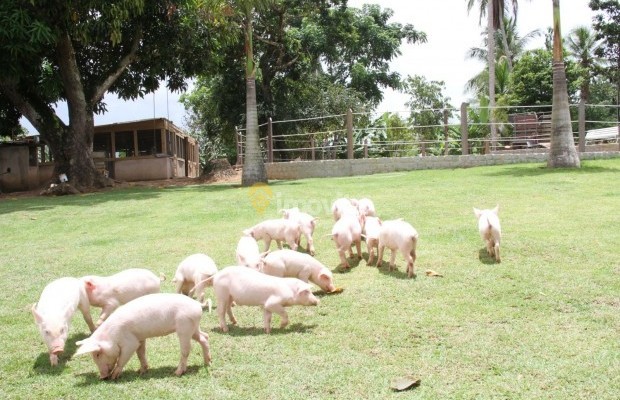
left=241, top=10, right=268, bottom=186
left=488, top=1, right=497, bottom=151
left=499, top=16, right=514, bottom=71
left=548, top=0, right=580, bottom=168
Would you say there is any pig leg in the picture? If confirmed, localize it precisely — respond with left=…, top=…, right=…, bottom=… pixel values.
left=355, top=240, right=362, bottom=259
left=264, top=300, right=289, bottom=332
left=137, top=340, right=149, bottom=374
left=193, top=329, right=211, bottom=365
left=494, top=242, right=501, bottom=262
left=389, top=249, right=397, bottom=272
left=96, top=302, right=120, bottom=327
left=174, top=278, right=186, bottom=295
left=175, top=330, right=193, bottom=376
left=404, top=250, right=416, bottom=278
left=376, top=244, right=385, bottom=268
left=264, top=238, right=272, bottom=252
left=110, top=339, right=140, bottom=379
left=306, top=234, right=316, bottom=256
left=263, top=309, right=273, bottom=334
left=275, top=239, right=283, bottom=250
left=286, top=238, right=298, bottom=251
left=78, top=297, right=97, bottom=333
left=49, top=353, right=58, bottom=367
left=217, top=298, right=231, bottom=332
left=338, top=248, right=350, bottom=269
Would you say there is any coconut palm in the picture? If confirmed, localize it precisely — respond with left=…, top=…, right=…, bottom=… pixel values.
left=548, top=0, right=580, bottom=168
left=566, top=26, right=603, bottom=104
left=466, top=0, right=520, bottom=150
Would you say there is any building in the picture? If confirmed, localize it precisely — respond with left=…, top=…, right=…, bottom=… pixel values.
left=0, top=118, right=200, bottom=193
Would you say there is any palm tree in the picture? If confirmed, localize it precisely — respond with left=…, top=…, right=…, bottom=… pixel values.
left=548, top=0, right=580, bottom=168
left=566, top=26, right=603, bottom=105
left=466, top=0, right=520, bottom=150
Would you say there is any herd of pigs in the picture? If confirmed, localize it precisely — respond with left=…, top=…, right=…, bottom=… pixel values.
left=31, top=197, right=502, bottom=380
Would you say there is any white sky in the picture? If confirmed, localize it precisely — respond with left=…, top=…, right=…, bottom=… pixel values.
left=22, top=0, right=595, bottom=133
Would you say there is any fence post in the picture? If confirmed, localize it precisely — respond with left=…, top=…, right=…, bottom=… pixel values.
left=311, top=136, right=315, bottom=160
left=267, top=117, right=274, bottom=162
left=346, top=108, right=353, bottom=159
left=578, top=99, right=585, bottom=152
left=460, top=102, right=469, bottom=155
left=364, top=139, right=368, bottom=158
left=234, top=126, right=242, bottom=166
left=421, top=140, right=426, bottom=156
left=443, top=109, right=449, bottom=155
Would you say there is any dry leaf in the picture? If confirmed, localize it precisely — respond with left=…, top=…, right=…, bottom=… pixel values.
left=425, top=269, right=443, bottom=277
left=390, top=376, right=421, bottom=391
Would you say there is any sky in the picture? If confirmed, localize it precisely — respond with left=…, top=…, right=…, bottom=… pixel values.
left=23, top=0, right=595, bottom=133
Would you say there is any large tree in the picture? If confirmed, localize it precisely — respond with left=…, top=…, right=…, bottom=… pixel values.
left=589, top=0, right=620, bottom=140
left=548, top=0, right=580, bottom=168
left=0, top=1, right=219, bottom=191
left=183, top=1, right=426, bottom=162
left=566, top=26, right=603, bottom=105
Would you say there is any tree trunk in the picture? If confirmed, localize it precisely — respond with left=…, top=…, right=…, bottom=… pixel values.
left=488, top=1, right=497, bottom=151
left=241, top=11, right=268, bottom=186
left=548, top=0, right=580, bottom=168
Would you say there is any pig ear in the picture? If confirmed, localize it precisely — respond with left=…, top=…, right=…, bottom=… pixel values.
left=473, top=208, right=482, bottom=218
left=318, top=272, right=330, bottom=283
left=84, top=279, right=95, bottom=291
left=74, top=339, right=102, bottom=356
left=31, top=304, right=43, bottom=324
left=259, top=250, right=270, bottom=259
left=492, top=205, right=499, bottom=215
left=238, top=254, right=246, bottom=266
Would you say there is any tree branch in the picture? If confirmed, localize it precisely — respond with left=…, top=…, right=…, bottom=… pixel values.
left=91, top=26, right=143, bottom=105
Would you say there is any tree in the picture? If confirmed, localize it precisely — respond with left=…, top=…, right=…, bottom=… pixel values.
left=548, top=0, right=580, bottom=168
left=467, top=0, right=521, bottom=150
left=183, top=1, right=426, bottom=162
left=589, top=0, right=620, bottom=140
left=0, top=1, right=220, bottom=191
left=566, top=26, right=603, bottom=104
left=404, top=75, right=454, bottom=155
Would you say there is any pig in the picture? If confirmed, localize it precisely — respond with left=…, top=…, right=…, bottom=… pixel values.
left=377, top=219, right=419, bottom=278
left=281, top=207, right=318, bottom=255
left=243, top=219, right=301, bottom=252
left=236, top=235, right=264, bottom=270
left=473, top=205, right=501, bottom=262
left=357, top=197, right=377, bottom=217
left=262, top=249, right=336, bottom=293
left=81, top=268, right=162, bottom=327
left=173, top=254, right=218, bottom=310
left=362, top=216, right=382, bottom=265
left=331, top=209, right=364, bottom=269
left=31, top=277, right=96, bottom=366
left=74, top=293, right=211, bottom=379
left=201, top=266, right=319, bottom=334
left=331, top=198, right=358, bottom=221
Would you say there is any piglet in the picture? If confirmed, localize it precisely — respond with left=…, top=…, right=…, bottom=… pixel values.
left=74, top=293, right=211, bottom=380
left=357, top=198, right=377, bottom=217
left=82, top=268, right=162, bottom=327
left=173, top=254, right=218, bottom=310
left=363, top=216, right=382, bottom=265
left=236, top=235, right=264, bottom=270
left=281, top=207, right=318, bottom=255
left=331, top=209, right=364, bottom=269
left=331, top=198, right=357, bottom=221
left=262, top=249, right=336, bottom=293
left=201, top=266, right=319, bottom=334
left=377, top=219, right=419, bottom=278
left=243, top=219, right=300, bottom=252
left=32, top=277, right=96, bottom=366
left=473, top=205, right=501, bottom=262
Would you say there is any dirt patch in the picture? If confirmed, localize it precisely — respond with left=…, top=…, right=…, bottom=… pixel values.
left=0, top=169, right=242, bottom=200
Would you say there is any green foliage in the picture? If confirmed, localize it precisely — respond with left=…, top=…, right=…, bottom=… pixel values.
left=508, top=49, right=581, bottom=109
left=404, top=75, right=453, bottom=142
left=1, top=159, right=619, bottom=398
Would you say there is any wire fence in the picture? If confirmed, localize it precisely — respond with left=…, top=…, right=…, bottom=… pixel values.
left=235, top=103, right=620, bottom=164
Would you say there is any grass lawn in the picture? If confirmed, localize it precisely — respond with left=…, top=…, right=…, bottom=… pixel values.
left=1, top=159, right=619, bottom=399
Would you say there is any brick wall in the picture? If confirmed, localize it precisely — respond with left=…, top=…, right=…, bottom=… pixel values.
left=266, top=151, right=620, bottom=180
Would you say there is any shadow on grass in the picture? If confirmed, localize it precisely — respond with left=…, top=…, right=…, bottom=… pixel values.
left=32, top=332, right=90, bottom=375
left=483, top=164, right=616, bottom=178
left=217, top=322, right=318, bottom=337
left=376, top=260, right=414, bottom=280
left=0, top=181, right=239, bottom=215
left=334, top=256, right=362, bottom=273
left=478, top=248, right=499, bottom=265
left=74, top=364, right=208, bottom=385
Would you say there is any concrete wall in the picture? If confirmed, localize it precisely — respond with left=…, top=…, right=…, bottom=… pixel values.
left=113, top=157, right=172, bottom=181
left=0, top=146, right=30, bottom=192
left=266, top=151, right=620, bottom=180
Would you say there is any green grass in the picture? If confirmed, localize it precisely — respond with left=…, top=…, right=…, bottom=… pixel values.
left=1, top=159, right=619, bottom=399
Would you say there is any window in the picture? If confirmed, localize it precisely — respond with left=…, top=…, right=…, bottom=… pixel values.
left=114, top=131, right=134, bottom=158
left=137, top=129, right=162, bottom=156
left=93, top=132, right=112, bottom=157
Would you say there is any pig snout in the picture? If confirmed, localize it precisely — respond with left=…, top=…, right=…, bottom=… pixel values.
left=51, top=346, right=64, bottom=355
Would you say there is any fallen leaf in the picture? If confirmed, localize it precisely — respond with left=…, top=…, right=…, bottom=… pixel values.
left=390, top=375, right=421, bottom=391
left=328, top=287, right=344, bottom=294
left=425, top=269, right=443, bottom=277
